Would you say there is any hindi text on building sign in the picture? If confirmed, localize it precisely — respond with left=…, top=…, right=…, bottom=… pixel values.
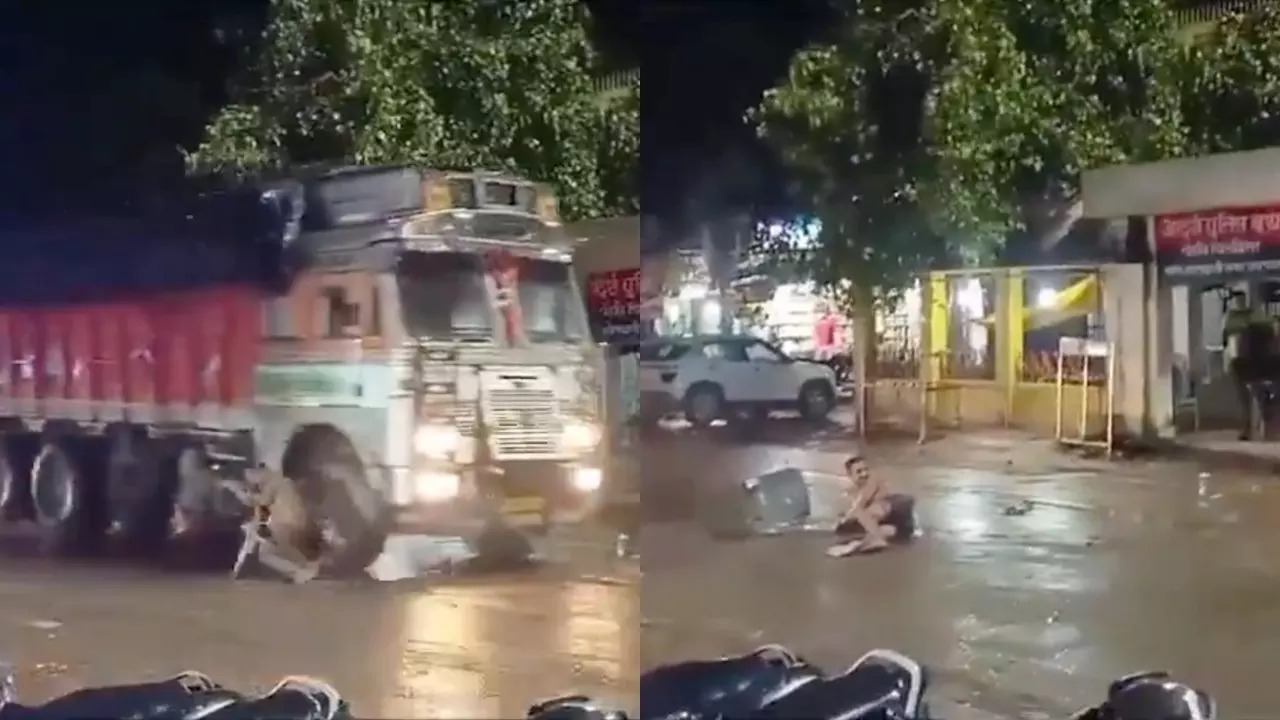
left=1155, top=203, right=1280, bottom=277
left=588, top=269, right=640, bottom=308
left=1156, top=205, right=1280, bottom=247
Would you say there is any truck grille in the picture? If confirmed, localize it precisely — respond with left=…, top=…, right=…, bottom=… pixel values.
left=484, top=388, right=559, bottom=457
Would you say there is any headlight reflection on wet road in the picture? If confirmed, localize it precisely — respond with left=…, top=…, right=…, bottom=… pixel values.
left=558, top=581, right=633, bottom=690
left=398, top=590, right=490, bottom=719
left=386, top=579, right=638, bottom=719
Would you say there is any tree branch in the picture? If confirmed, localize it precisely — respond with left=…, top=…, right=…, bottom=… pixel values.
left=1037, top=197, right=1083, bottom=251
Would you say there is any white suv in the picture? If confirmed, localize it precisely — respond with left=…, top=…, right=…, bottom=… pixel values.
left=638, top=335, right=838, bottom=426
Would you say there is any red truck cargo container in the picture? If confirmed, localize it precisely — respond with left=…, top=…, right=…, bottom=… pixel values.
left=0, top=288, right=261, bottom=424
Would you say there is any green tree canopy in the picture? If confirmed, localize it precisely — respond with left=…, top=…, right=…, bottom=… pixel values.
left=1181, top=8, right=1280, bottom=155
left=753, top=0, right=1198, bottom=306
left=188, top=0, right=637, bottom=222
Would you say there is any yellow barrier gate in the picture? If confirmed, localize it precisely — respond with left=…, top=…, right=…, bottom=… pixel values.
left=1054, top=336, right=1116, bottom=457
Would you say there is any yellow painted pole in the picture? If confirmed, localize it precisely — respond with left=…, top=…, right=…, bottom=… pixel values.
left=926, top=273, right=950, bottom=434
left=928, top=273, right=949, bottom=383
left=1004, top=269, right=1025, bottom=427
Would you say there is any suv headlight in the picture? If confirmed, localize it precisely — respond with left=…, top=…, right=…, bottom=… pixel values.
left=414, top=424, right=461, bottom=459
left=561, top=420, right=601, bottom=450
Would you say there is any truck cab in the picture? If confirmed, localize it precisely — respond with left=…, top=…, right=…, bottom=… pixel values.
left=249, top=168, right=604, bottom=569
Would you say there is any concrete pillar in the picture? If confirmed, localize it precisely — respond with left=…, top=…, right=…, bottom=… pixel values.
left=1186, top=284, right=1204, bottom=376
left=1171, top=284, right=1189, bottom=366
left=1146, top=264, right=1176, bottom=438
left=1101, top=263, right=1148, bottom=436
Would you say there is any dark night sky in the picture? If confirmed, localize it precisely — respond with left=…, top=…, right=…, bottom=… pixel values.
left=0, top=0, right=263, bottom=214
left=634, top=1, right=828, bottom=227
left=0, top=0, right=821, bottom=226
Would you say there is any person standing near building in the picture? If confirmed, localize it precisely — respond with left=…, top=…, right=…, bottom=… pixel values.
left=1224, top=292, right=1263, bottom=440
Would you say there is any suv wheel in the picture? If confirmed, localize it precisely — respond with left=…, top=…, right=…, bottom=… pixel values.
left=797, top=380, right=835, bottom=421
left=683, top=383, right=725, bottom=427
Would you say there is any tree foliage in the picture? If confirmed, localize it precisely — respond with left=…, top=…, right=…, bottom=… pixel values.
left=188, top=0, right=637, bottom=221
left=1181, top=9, right=1280, bottom=155
left=754, top=0, right=1280, bottom=306
left=749, top=3, right=951, bottom=304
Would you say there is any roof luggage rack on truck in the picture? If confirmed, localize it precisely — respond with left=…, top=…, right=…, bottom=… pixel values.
left=287, top=166, right=573, bottom=273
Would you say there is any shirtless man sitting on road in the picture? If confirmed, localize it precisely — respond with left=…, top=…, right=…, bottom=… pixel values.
left=827, top=454, right=896, bottom=557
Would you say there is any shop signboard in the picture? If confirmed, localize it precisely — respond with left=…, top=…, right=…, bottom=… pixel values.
left=586, top=268, right=642, bottom=343
left=1155, top=204, right=1280, bottom=278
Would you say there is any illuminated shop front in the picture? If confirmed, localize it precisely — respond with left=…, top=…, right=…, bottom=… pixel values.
left=650, top=251, right=747, bottom=336
left=734, top=281, right=851, bottom=357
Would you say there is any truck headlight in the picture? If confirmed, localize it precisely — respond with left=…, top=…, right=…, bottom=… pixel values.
left=414, top=424, right=460, bottom=459
left=561, top=420, right=601, bottom=450
left=571, top=467, right=603, bottom=492
left=416, top=471, right=461, bottom=501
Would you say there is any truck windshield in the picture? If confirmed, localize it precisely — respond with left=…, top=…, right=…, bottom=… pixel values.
left=397, top=252, right=493, bottom=340
left=518, top=258, right=588, bottom=343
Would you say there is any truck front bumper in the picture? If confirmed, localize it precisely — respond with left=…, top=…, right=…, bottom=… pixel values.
left=387, top=462, right=604, bottom=535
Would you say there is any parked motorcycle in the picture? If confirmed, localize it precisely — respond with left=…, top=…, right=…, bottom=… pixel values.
left=1074, top=672, right=1216, bottom=720
left=527, top=695, right=630, bottom=720
left=0, top=652, right=1216, bottom=720
left=635, top=646, right=1216, bottom=720
left=0, top=669, right=350, bottom=720
left=640, top=645, right=822, bottom=720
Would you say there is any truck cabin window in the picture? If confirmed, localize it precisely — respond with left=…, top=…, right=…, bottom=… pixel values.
left=396, top=251, right=586, bottom=344
left=517, top=258, right=587, bottom=343
left=397, top=252, right=493, bottom=340
left=323, top=287, right=362, bottom=338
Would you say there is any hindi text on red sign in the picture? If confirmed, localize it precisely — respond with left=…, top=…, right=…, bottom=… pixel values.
left=585, top=268, right=641, bottom=342
left=1153, top=204, right=1280, bottom=278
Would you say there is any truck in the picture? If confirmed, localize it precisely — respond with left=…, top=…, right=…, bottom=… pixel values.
left=0, top=165, right=605, bottom=574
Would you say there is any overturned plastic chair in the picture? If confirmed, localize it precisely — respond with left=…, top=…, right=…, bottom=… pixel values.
left=697, top=468, right=852, bottom=539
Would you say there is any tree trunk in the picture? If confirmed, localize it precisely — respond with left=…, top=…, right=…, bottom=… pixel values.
left=1036, top=198, right=1084, bottom=251
left=850, top=285, right=876, bottom=437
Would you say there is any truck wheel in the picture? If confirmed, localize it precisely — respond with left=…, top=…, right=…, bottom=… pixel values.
left=0, top=435, right=35, bottom=522
left=797, top=380, right=835, bottom=421
left=0, top=450, right=19, bottom=520
left=287, top=429, right=390, bottom=576
left=30, top=440, right=105, bottom=555
left=469, top=520, right=535, bottom=569
left=683, top=383, right=725, bottom=427
left=104, top=432, right=173, bottom=556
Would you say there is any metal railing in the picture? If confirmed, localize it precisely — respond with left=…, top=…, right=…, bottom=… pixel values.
left=1174, top=0, right=1279, bottom=41
left=593, top=69, right=639, bottom=106
left=1173, top=0, right=1277, bottom=25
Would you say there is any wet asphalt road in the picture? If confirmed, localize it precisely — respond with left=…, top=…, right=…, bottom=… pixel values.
left=640, top=420, right=1280, bottom=719
left=4, top=417, right=1279, bottom=719
left=0, top=531, right=638, bottom=718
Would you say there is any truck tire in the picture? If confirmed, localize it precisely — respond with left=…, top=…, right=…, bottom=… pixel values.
left=0, top=435, right=35, bottom=521
left=286, top=428, right=391, bottom=576
left=469, top=520, right=535, bottom=570
left=0, top=449, right=19, bottom=521
left=30, top=439, right=105, bottom=556
left=104, top=432, right=173, bottom=556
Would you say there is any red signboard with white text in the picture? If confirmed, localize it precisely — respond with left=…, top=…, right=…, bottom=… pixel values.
left=1154, top=204, right=1280, bottom=278
left=586, top=268, right=642, bottom=343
